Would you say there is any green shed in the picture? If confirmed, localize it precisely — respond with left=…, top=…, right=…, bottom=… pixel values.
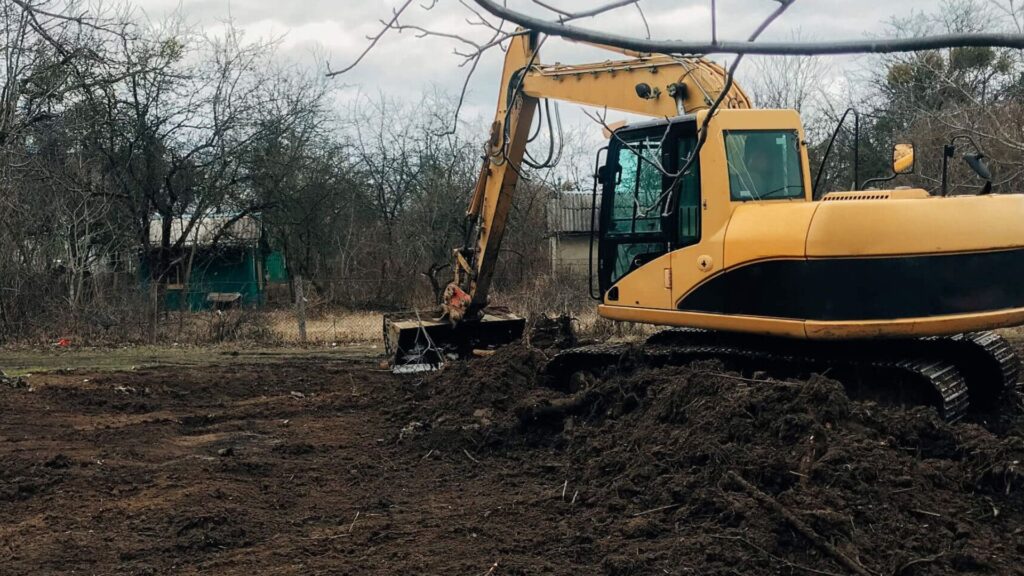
left=142, top=214, right=288, bottom=311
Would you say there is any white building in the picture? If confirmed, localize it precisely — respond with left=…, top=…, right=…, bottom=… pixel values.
left=546, top=192, right=600, bottom=275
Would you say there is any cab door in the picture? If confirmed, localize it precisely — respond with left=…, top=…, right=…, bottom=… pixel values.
left=671, top=132, right=722, bottom=310
left=598, top=130, right=675, bottom=309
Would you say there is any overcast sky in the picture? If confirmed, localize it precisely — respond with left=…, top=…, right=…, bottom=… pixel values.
left=128, top=0, right=946, bottom=131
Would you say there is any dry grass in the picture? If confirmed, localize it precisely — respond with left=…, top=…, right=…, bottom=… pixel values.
left=568, top=308, right=658, bottom=342
left=265, top=309, right=382, bottom=344
left=0, top=345, right=381, bottom=376
left=998, top=326, right=1024, bottom=349
left=267, top=305, right=652, bottom=347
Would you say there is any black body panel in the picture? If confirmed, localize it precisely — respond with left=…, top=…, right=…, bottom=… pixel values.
left=677, top=249, right=1024, bottom=321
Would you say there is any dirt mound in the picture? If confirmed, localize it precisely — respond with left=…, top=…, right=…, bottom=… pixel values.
left=423, top=354, right=1024, bottom=575
left=528, top=314, right=577, bottom=350
left=6, top=348, right=1024, bottom=575
left=415, top=344, right=551, bottom=427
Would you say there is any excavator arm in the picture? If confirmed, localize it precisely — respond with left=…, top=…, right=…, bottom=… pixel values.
left=385, top=30, right=750, bottom=369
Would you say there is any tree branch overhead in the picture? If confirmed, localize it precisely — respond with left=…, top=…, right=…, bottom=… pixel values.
left=472, top=0, right=1024, bottom=56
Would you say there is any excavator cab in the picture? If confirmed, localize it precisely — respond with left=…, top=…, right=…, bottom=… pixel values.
left=596, top=113, right=813, bottom=297
left=595, top=109, right=815, bottom=318
left=597, top=116, right=702, bottom=295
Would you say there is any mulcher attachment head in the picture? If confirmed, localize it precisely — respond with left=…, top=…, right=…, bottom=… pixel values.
left=383, top=310, right=525, bottom=373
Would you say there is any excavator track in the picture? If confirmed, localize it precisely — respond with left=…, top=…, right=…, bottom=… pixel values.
left=547, top=330, right=1022, bottom=423
left=931, top=332, right=1022, bottom=423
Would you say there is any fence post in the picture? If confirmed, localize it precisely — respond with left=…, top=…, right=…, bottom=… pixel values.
left=149, top=281, right=159, bottom=344
left=295, top=275, right=307, bottom=344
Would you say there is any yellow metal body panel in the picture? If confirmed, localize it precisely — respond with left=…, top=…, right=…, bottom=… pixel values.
left=666, top=111, right=727, bottom=304
left=721, top=202, right=818, bottom=270
left=821, top=189, right=930, bottom=201
left=602, top=190, right=1024, bottom=339
left=598, top=305, right=809, bottom=338
left=702, top=108, right=813, bottom=201
left=660, top=109, right=808, bottom=306
left=807, top=194, right=1024, bottom=257
left=600, top=304, right=1024, bottom=340
left=671, top=244, right=723, bottom=307
left=804, top=308, right=1024, bottom=339
left=644, top=108, right=814, bottom=306
left=610, top=252, right=674, bottom=308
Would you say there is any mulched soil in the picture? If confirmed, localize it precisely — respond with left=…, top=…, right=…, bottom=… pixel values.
left=2, top=344, right=1023, bottom=575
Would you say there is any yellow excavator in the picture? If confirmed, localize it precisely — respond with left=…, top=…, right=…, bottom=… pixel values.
left=384, top=31, right=1024, bottom=422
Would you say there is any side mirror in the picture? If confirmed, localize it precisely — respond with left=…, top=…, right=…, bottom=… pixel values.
left=862, top=142, right=915, bottom=190
left=942, top=135, right=992, bottom=196
left=892, top=143, right=915, bottom=175
left=965, top=153, right=992, bottom=181
left=965, top=153, right=994, bottom=195
left=597, top=165, right=609, bottom=184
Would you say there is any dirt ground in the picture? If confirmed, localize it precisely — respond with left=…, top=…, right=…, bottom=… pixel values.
left=2, top=341, right=1024, bottom=575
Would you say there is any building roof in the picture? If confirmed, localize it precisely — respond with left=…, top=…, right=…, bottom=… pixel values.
left=148, top=214, right=260, bottom=247
left=547, top=192, right=600, bottom=235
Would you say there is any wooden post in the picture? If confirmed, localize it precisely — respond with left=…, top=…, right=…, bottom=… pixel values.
left=295, top=275, right=307, bottom=344
left=149, top=281, right=159, bottom=344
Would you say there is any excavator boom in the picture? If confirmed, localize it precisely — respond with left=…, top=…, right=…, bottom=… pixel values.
left=384, top=31, right=751, bottom=369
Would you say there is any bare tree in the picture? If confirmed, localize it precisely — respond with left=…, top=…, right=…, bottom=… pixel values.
left=0, top=1, right=344, bottom=341
left=746, top=32, right=830, bottom=112
left=870, top=0, right=1024, bottom=194
left=0, top=0, right=140, bottom=338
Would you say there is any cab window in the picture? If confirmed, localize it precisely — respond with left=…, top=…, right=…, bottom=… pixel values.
left=607, top=137, right=666, bottom=236
left=724, top=130, right=804, bottom=201
left=675, top=136, right=701, bottom=246
left=604, top=136, right=668, bottom=285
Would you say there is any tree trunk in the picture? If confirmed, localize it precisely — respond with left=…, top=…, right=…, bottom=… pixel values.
left=177, top=236, right=199, bottom=337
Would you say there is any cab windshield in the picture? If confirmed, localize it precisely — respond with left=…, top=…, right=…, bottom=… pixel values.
left=724, top=130, right=805, bottom=201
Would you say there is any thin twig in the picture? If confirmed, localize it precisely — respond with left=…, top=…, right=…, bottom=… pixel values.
left=531, top=0, right=643, bottom=24
left=708, top=534, right=845, bottom=576
left=631, top=503, right=683, bottom=517
left=705, top=371, right=778, bottom=385
left=895, top=553, right=946, bottom=575
left=327, top=0, right=415, bottom=76
left=635, top=3, right=651, bottom=39
left=348, top=511, right=361, bottom=533
left=726, top=471, right=875, bottom=576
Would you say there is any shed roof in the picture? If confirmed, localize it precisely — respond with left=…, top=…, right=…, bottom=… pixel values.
left=547, top=192, right=600, bottom=235
left=148, top=214, right=260, bottom=247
